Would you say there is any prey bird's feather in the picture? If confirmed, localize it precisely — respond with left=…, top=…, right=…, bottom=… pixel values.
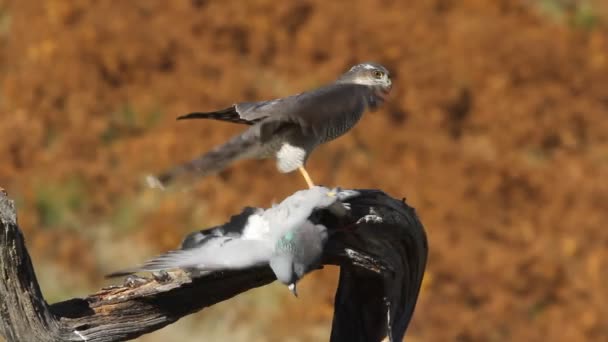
left=107, top=238, right=273, bottom=277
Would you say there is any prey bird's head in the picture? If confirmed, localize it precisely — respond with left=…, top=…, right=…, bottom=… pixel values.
left=337, top=62, right=392, bottom=94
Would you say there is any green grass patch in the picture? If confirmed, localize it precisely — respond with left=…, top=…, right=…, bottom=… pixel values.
left=100, top=104, right=164, bottom=144
left=0, top=6, right=11, bottom=37
left=34, top=177, right=87, bottom=230
left=109, top=198, right=142, bottom=234
left=535, top=0, right=603, bottom=30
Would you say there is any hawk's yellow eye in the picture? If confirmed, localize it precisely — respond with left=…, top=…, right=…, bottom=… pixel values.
left=373, top=70, right=384, bottom=79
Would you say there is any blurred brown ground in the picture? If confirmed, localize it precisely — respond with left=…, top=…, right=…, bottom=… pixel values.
left=1, top=0, right=608, bottom=341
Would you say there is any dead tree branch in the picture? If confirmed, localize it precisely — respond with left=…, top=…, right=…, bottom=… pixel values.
left=0, top=189, right=427, bottom=342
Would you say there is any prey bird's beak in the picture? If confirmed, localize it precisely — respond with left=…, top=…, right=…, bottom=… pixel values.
left=288, top=283, right=298, bottom=297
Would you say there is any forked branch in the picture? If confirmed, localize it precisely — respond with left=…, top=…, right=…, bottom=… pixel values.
left=0, top=189, right=427, bottom=342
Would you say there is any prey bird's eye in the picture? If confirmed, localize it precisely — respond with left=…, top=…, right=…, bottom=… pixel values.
left=373, top=70, right=384, bottom=79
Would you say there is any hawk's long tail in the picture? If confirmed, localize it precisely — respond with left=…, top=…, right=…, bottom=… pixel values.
left=149, top=131, right=259, bottom=189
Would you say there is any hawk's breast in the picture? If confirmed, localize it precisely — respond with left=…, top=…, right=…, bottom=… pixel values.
left=321, top=109, right=365, bottom=143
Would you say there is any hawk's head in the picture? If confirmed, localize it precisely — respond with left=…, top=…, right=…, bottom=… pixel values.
left=337, top=62, right=392, bottom=94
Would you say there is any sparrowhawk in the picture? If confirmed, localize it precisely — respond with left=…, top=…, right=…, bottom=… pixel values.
left=149, top=62, right=392, bottom=189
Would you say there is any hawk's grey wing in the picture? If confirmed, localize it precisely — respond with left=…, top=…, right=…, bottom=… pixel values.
left=175, top=83, right=380, bottom=133
left=149, top=83, right=381, bottom=188
left=107, top=237, right=273, bottom=277
left=253, top=83, right=380, bottom=142
left=151, top=127, right=260, bottom=187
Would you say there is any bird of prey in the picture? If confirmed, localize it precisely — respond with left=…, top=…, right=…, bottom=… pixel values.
left=148, top=62, right=392, bottom=189
left=108, top=186, right=360, bottom=296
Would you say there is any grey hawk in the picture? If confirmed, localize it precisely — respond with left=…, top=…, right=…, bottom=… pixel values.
left=150, top=62, right=392, bottom=189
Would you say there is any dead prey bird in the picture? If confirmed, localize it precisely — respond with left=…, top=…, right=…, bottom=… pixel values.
left=108, top=186, right=360, bottom=296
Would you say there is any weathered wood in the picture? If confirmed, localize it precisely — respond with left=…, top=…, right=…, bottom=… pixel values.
left=0, top=193, right=63, bottom=341
left=0, top=189, right=427, bottom=342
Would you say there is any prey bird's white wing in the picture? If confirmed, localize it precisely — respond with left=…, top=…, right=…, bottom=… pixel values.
left=107, top=186, right=362, bottom=283
left=108, top=237, right=273, bottom=277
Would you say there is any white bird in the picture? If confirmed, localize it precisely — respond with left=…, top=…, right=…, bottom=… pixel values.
left=108, top=186, right=360, bottom=296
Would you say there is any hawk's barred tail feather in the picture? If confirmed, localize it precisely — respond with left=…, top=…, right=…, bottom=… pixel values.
left=152, top=131, right=259, bottom=188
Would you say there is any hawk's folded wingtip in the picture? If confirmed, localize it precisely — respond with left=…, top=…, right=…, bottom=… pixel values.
left=176, top=112, right=204, bottom=121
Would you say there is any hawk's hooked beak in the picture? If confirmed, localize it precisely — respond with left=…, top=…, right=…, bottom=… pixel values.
left=376, top=82, right=392, bottom=102
left=288, top=283, right=298, bottom=297
left=382, top=80, right=392, bottom=94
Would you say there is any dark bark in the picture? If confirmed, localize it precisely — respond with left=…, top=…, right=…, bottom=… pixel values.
left=0, top=189, right=427, bottom=342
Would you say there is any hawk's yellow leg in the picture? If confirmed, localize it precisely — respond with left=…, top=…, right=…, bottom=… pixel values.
left=298, top=166, right=315, bottom=189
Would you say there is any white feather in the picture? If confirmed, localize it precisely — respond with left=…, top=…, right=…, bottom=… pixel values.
left=242, top=214, right=271, bottom=240
left=276, top=142, right=307, bottom=173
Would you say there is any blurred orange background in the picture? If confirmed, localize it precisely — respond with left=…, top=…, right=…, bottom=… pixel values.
left=1, top=1, right=607, bottom=341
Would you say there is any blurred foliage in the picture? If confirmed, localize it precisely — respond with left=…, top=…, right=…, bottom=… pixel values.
left=100, top=104, right=163, bottom=144
left=34, top=177, right=86, bottom=230
left=535, top=0, right=605, bottom=29
left=0, top=6, right=9, bottom=35
left=1, top=0, right=608, bottom=341
left=109, top=197, right=141, bottom=233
